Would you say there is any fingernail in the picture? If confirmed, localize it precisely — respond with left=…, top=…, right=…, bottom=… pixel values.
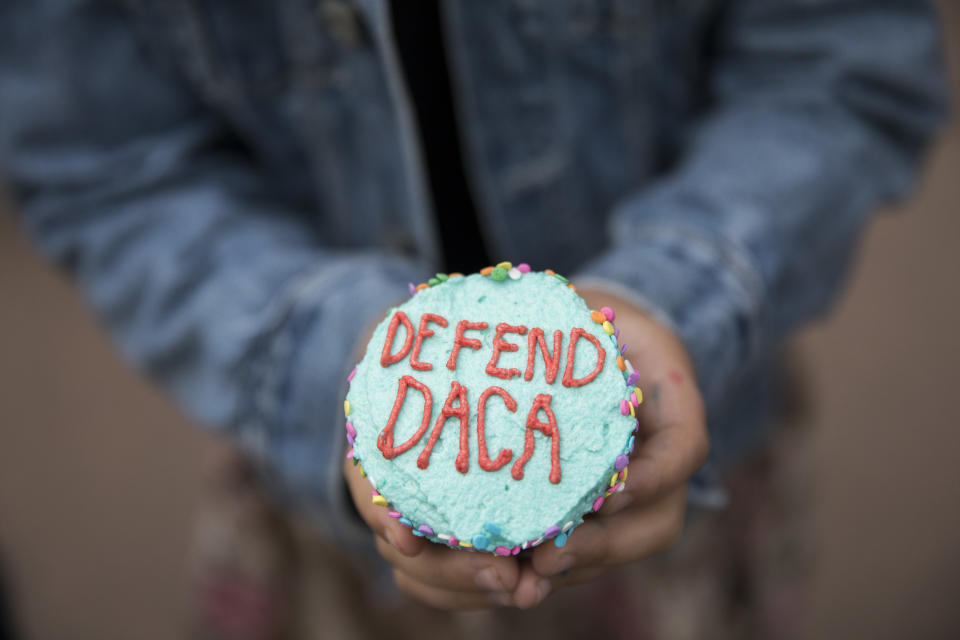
left=534, top=579, right=552, bottom=605
left=475, top=567, right=503, bottom=592
left=489, top=591, right=513, bottom=607
left=553, top=554, right=576, bottom=576
left=384, top=528, right=395, bottom=547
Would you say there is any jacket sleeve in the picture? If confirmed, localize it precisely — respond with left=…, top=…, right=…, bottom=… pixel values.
left=576, top=0, right=948, bottom=411
left=0, top=1, right=424, bottom=550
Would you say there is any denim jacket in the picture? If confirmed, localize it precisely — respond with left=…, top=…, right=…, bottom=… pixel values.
left=0, top=0, right=947, bottom=551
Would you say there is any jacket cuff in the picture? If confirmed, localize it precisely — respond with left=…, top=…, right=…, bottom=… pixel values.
left=237, top=253, right=426, bottom=555
left=573, top=222, right=764, bottom=409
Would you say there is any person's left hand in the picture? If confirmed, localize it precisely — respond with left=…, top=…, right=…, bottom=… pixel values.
left=509, top=288, right=710, bottom=607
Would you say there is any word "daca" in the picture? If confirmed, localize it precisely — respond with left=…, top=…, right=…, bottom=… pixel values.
left=374, top=311, right=609, bottom=484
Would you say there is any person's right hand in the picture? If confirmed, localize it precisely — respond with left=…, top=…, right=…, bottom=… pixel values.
left=344, top=457, right=522, bottom=610
left=342, top=310, right=524, bottom=611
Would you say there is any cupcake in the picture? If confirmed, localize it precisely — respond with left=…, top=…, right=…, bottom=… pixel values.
left=343, top=263, right=641, bottom=554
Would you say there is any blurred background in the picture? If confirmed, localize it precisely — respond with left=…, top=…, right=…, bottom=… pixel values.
left=2, top=4, right=959, bottom=640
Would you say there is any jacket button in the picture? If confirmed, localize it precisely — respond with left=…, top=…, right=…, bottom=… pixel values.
left=317, top=0, right=369, bottom=47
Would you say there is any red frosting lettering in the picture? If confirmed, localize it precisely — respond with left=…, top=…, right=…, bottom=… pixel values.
left=524, top=328, right=563, bottom=384
left=511, top=393, right=561, bottom=484
left=561, top=328, right=605, bottom=388
left=377, top=375, right=433, bottom=459
left=476, top=386, right=516, bottom=472
left=380, top=311, right=415, bottom=367
left=409, top=313, right=448, bottom=371
left=446, top=320, right=489, bottom=370
left=485, top=323, right=528, bottom=380
left=417, top=381, right=470, bottom=473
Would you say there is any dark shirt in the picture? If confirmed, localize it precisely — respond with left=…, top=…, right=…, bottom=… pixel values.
left=389, top=0, right=492, bottom=274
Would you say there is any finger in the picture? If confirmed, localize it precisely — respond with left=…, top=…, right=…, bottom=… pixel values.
left=374, top=535, right=519, bottom=594
left=593, top=482, right=636, bottom=516
left=545, top=564, right=606, bottom=590
left=510, top=563, right=553, bottom=609
left=531, top=486, right=686, bottom=578
left=393, top=569, right=512, bottom=611
left=626, top=371, right=709, bottom=503
left=343, top=457, right=425, bottom=558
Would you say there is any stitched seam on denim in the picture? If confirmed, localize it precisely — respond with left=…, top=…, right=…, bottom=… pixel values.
left=231, top=258, right=361, bottom=466
left=611, top=219, right=766, bottom=359
left=238, top=257, right=418, bottom=541
left=615, top=220, right=765, bottom=307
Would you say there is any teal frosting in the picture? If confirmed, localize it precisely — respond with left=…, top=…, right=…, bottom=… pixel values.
left=346, top=271, right=636, bottom=552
